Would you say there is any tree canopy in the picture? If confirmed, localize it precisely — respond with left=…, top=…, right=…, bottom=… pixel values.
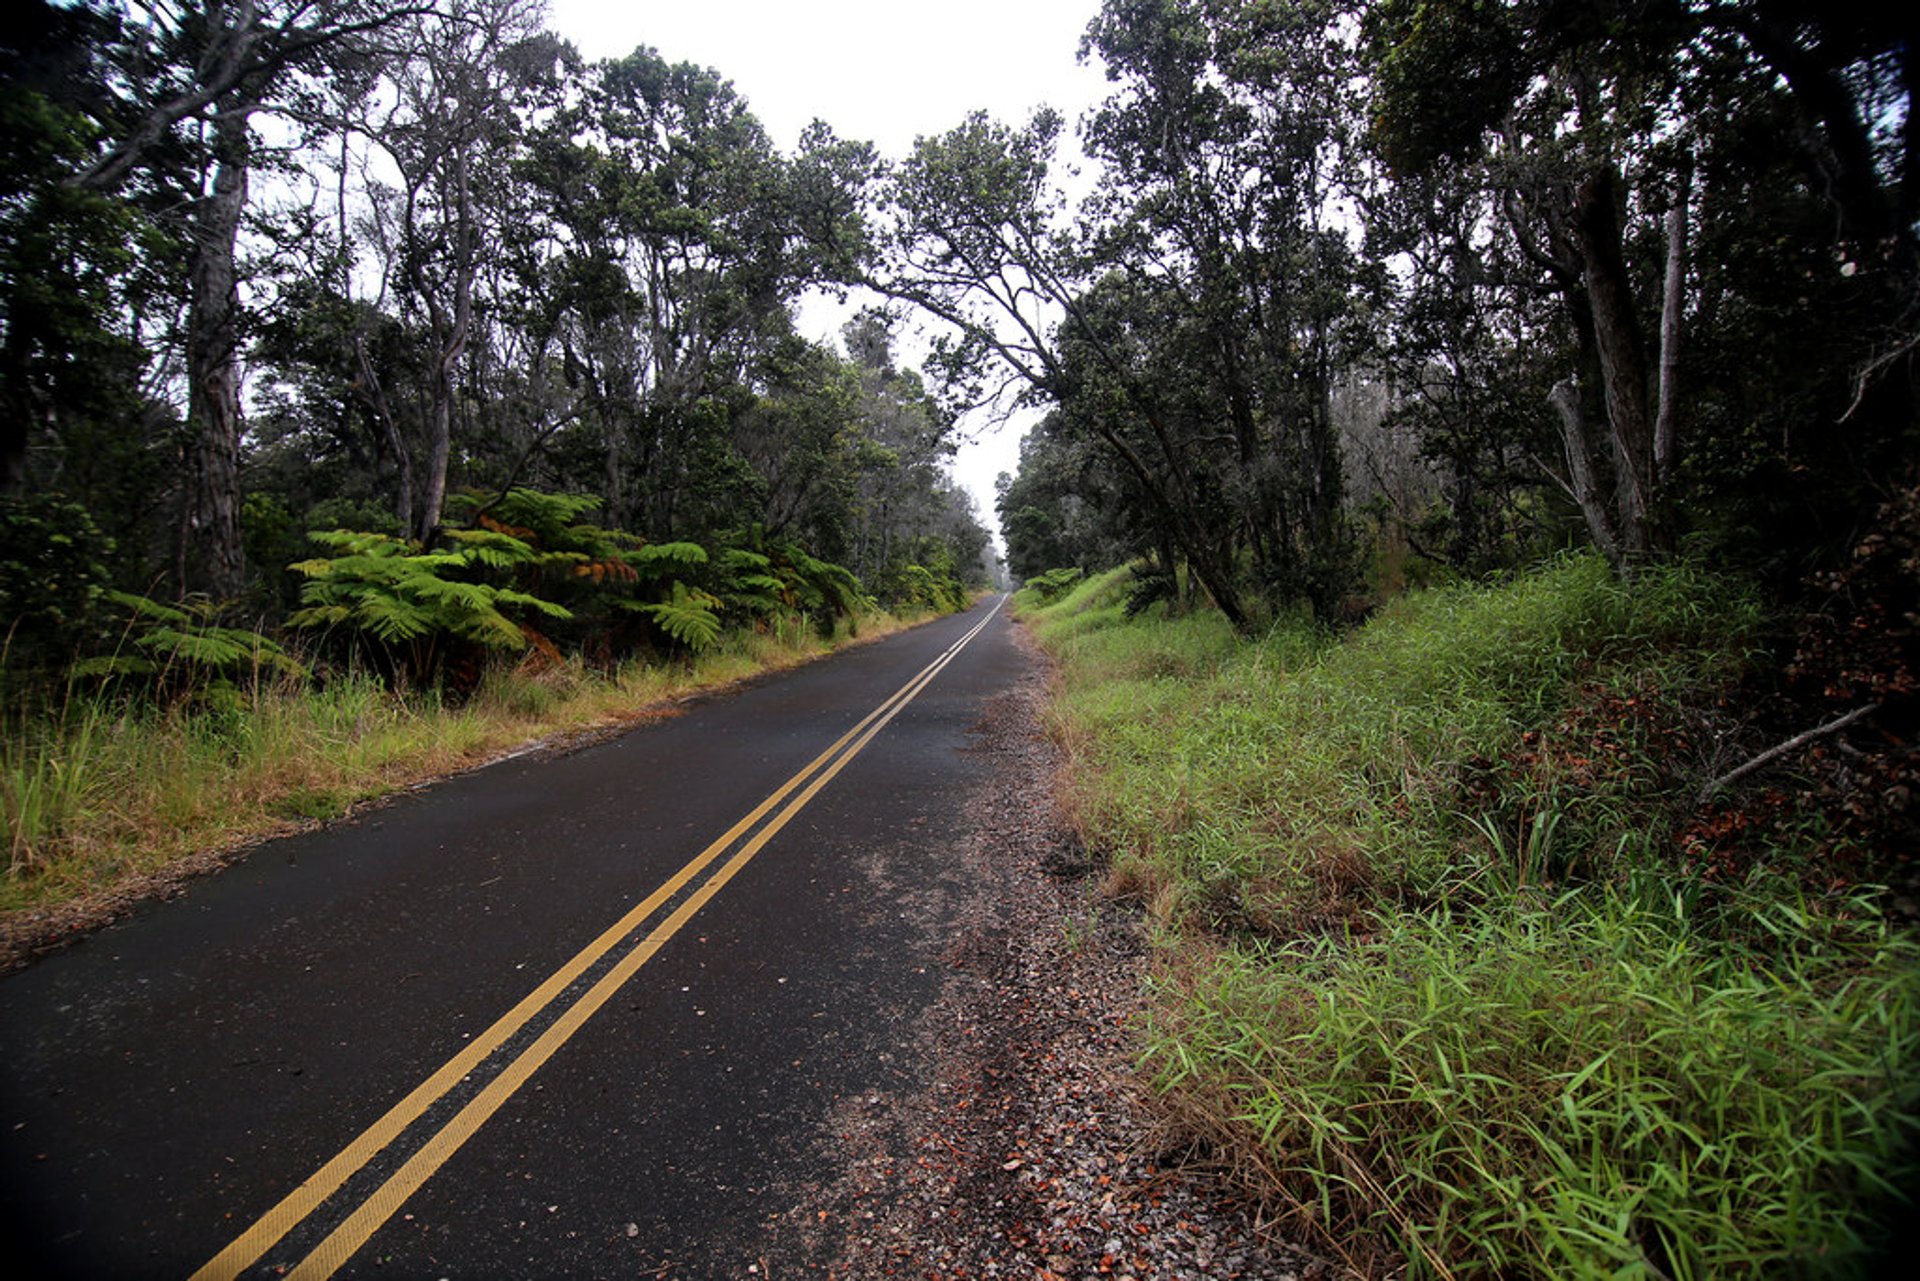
left=2, top=0, right=1913, bottom=663
left=1, top=0, right=993, bottom=686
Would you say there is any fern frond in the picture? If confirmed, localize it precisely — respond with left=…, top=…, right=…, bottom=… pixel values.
left=105, top=590, right=191, bottom=625
left=409, top=577, right=497, bottom=611
left=460, top=609, right=529, bottom=650
left=626, top=542, right=709, bottom=577
left=637, top=582, right=723, bottom=651
left=286, top=603, right=352, bottom=629
left=136, top=627, right=252, bottom=667
left=492, top=590, right=573, bottom=620
left=355, top=595, right=433, bottom=643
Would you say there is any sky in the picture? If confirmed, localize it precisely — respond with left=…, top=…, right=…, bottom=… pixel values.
left=544, top=0, right=1115, bottom=550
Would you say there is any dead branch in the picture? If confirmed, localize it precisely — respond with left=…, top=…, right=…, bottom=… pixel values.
left=1697, top=702, right=1881, bottom=804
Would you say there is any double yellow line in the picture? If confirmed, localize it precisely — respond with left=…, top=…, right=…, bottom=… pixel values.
left=192, top=598, right=1006, bottom=1281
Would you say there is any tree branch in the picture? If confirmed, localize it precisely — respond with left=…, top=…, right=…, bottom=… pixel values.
left=1697, top=702, right=1882, bottom=805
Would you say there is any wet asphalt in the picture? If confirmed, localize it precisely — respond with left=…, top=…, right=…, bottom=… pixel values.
left=0, top=596, right=1028, bottom=1279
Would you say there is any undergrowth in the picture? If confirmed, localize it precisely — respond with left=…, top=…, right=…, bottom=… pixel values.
left=1017, top=554, right=1920, bottom=1278
left=1, top=605, right=924, bottom=916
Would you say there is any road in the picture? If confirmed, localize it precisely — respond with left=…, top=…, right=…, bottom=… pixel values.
left=0, top=595, right=1028, bottom=1279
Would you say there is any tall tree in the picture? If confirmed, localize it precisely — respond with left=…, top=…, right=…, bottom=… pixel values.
left=877, top=108, right=1261, bottom=627
left=68, top=0, right=435, bottom=595
left=359, top=0, right=554, bottom=539
left=1365, top=0, right=1916, bottom=571
left=1078, top=0, right=1376, bottom=617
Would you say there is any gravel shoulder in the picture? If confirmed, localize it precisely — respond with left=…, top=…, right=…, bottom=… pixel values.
left=769, top=627, right=1337, bottom=1280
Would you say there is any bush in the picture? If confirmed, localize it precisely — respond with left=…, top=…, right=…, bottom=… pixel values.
left=1020, top=565, right=1085, bottom=603
left=0, top=493, right=118, bottom=686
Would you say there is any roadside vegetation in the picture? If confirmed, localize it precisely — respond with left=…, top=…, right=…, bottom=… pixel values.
left=0, top=598, right=946, bottom=918
left=2, top=483, right=976, bottom=919
left=4, top=0, right=1915, bottom=1268
left=1018, top=557, right=1920, bottom=1278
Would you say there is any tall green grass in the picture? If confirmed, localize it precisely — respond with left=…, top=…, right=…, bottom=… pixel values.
left=1149, top=894, right=1920, bottom=1278
left=1017, top=554, right=1920, bottom=1277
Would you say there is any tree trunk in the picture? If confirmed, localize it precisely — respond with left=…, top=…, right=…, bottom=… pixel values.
left=1654, top=160, right=1690, bottom=492
left=1569, top=165, right=1659, bottom=558
left=417, top=141, right=474, bottom=541
left=352, top=332, right=412, bottom=534
left=1550, top=377, right=1622, bottom=568
left=180, top=99, right=252, bottom=598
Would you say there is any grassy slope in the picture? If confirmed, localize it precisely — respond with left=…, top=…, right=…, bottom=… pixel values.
left=1019, top=556, right=1920, bottom=1279
left=1, top=607, right=935, bottom=919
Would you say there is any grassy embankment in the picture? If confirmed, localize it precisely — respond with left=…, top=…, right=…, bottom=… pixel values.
left=0, top=607, right=931, bottom=918
left=1018, top=555, right=1920, bottom=1279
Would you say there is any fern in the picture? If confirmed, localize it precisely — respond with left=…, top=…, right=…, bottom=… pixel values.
left=288, top=528, right=573, bottom=685
left=75, top=592, right=307, bottom=685
left=626, top=541, right=710, bottom=578
left=631, top=582, right=724, bottom=651
left=784, top=546, right=865, bottom=618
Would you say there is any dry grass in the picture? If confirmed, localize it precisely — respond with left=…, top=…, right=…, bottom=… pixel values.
left=1, top=605, right=936, bottom=944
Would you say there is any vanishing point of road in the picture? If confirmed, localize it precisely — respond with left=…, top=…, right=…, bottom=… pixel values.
left=1, top=595, right=1028, bottom=1278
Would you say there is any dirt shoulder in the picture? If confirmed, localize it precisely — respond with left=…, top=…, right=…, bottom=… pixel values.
left=770, top=626, right=1336, bottom=1280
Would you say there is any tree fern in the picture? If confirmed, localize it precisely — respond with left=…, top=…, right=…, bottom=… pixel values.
left=288, top=528, right=572, bottom=685
left=630, top=582, right=724, bottom=652
left=716, top=548, right=786, bottom=617
left=73, top=592, right=307, bottom=685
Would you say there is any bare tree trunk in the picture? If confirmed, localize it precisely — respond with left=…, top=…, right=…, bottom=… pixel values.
left=180, top=100, right=251, bottom=598
left=1654, top=160, right=1691, bottom=492
left=603, top=408, right=623, bottom=525
left=1550, top=377, right=1622, bottom=568
left=417, top=141, right=473, bottom=540
left=349, top=332, right=412, bottom=534
left=1569, top=165, right=1659, bottom=557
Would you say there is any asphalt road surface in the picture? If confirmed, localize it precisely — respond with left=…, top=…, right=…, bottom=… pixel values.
left=0, top=595, right=1028, bottom=1279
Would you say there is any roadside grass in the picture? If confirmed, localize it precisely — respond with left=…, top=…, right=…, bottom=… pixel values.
left=1015, top=555, right=1920, bottom=1278
left=1, top=606, right=926, bottom=918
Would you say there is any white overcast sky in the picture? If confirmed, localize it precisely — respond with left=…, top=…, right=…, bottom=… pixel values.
left=544, top=0, right=1115, bottom=548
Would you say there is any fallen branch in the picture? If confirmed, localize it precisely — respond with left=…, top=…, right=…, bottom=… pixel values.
left=1697, top=702, right=1881, bottom=804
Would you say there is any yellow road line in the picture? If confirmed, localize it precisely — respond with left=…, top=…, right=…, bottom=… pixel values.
left=192, top=597, right=1004, bottom=1281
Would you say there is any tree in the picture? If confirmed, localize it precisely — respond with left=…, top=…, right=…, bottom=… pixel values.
left=1364, top=0, right=1917, bottom=572
left=0, top=2, right=157, bottom=542
left=877, top=108, right=1261, bottom=627
left=66, top=1, right=436, bottom=596
left=358, top=0, right=557, bottom=541
left=1077, top=0, right=1376, bottom=618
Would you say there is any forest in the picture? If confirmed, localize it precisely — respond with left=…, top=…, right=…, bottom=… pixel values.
left=2, top=0, right=995, bottom=692
left=3, top=0, right=1910, bottom=715
left=3, top=0, right=1917, bottom=1273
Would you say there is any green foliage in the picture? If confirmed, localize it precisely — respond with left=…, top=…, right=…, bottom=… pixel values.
left=772, top=541, right=866, bottom=622
left=0, top=494, right=117, bottom=682
left=1020, top=566, right=1085, bottom=603
left=1150, top=893, right=1920, bottom=1278
left=74, top=591, right=307, bottom=688
left=886, top=563, right=966, bottom=614
left=288, top=528, right=570, bottom=684
left=630, top=581, right=724, bottom=652
left=711, top=530, right=869, bottom=632
left=714, top=548, right=786, bottom=618
left=2, top=701, right=105, bottom=872
left=1032, top=553, right=1919, bottom=1275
